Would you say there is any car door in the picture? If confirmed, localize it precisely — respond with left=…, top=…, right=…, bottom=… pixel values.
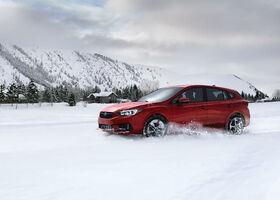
left=169, top=87, right=207, bottom=126
left=204, top=87, right=232, bottom=128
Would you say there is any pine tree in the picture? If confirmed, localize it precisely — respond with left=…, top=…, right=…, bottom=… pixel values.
left=54, top=88, right=61, bottom=102
left=93, top=85, right=101, bottom=93
left=50, top=88, right=56, bottom=104
left=68, top=92, right=76, bottom=106
left=6, top=83, right=18, bottom=103
left=136, top=86, right=143, bottom=100
left=115, top=88, right=122, bottom=99
left=273, top=89, right=280, bottom=100
left=131, top=85, right=138, bottom=101
left=17, top=84, right=26, bottom=95
left=254, top=91, right=260, bottom=101
left=26, top=80, right=39, bottom=103
left=82, top=90, right=90, bottom=101
left=17, top=83, right=26, bottom=103
left=42, top=88, right=51, bottom=102
left=241, top=91, right=245, bottom=98
left=245, top=94, right=248, bottom=101
left=60, top=86, right=69, bottom=102
left=122, top=87, right=130, bottom=99
left=0, top=84, right=5, bottom=103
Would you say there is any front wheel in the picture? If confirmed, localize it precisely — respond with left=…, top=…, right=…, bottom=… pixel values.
left=227, top=115, right=245, bottom=134
left=143, top=115, right=168, bottom=137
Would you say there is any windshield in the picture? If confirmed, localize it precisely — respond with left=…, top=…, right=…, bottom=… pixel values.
left=138, top=87, right=183, bottom=102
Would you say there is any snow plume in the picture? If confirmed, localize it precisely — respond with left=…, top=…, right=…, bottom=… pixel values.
left=167, top=122, right=225, bottom=137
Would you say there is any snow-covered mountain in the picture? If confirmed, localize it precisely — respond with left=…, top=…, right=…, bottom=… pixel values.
left=0, top=42, right=263, bottom=95
left=179, top=73, right=262, bottom=95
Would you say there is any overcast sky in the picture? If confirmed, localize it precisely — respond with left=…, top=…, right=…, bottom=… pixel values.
left=0, top=0, right=279, bottom=95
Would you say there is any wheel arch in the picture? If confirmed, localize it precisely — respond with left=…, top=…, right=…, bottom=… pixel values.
left=145, top=113, right=168, bottom=123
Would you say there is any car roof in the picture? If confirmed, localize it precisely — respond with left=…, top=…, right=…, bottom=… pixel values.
left=163, top=85, right=190, bottom=88
left=163, top=84, right=238, bottom=93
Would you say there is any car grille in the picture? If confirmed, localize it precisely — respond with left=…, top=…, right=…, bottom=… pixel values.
left=99, top=124, right=114, bottom=131
left=99, top=123, right=132, bottom=132
left=99, top=112, right=114, bottom=119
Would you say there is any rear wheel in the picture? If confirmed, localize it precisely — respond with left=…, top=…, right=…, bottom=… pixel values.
left=227, top=114, right=245, bottom=134
left=143, top=115, right=168, bottom=137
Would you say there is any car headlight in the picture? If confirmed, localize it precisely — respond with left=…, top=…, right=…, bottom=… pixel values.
left=118, top=109, right=143, bottom=116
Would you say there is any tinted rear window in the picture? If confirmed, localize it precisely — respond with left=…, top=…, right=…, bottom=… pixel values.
left=206, top=88, right=228, bottom=101
left=227, top=91, right=235, bottom=99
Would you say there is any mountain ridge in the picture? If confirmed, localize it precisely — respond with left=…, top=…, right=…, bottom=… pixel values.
left=0, top=42, right=263, bottom=96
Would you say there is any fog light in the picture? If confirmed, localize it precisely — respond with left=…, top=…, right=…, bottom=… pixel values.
left=117, top=123, right=132, bottom=132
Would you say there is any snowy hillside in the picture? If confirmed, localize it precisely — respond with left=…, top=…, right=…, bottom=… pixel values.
left=181, top=74, right=261, bottom=95
left=0, top=43, right=262, bottom=95
left=0, top=43, right=170, bottom=91
left=1, top=102, right=280, bottom=200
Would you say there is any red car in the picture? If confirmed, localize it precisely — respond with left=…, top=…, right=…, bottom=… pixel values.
left=98, top=85, right=250, bottom=136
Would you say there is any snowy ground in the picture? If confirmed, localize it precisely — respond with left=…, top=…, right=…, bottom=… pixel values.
left=0, top=102, right=280, bottom=200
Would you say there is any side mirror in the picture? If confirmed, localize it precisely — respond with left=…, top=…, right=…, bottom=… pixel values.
left=178, top=97, right=190, bottom=103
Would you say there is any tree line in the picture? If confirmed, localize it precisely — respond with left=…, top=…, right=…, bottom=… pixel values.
left=272, top=89, right=280, bottom=101
left=0, top=81, right=81, bottom=106
left=240, top=91, right=266, bottom=102
left=1, top=81, right=279, bottom=105
left=0, top=80, right=40, bottom=104
left=0, top=81, right=147, bottom=106
left=240, top=91, right=280, bottom=102
left=113, top=85, right=144, bottom=102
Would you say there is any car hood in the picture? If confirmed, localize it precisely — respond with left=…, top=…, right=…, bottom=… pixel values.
left=102, top=101, right=152, bottom=112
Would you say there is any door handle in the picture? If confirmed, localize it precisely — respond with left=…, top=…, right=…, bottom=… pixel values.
left=200, top=105, right=206, bottom=110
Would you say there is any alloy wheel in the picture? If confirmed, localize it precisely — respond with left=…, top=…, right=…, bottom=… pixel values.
left=145, top=119, right=167, bottom=137
left=228, top=116, right=244, bottom=134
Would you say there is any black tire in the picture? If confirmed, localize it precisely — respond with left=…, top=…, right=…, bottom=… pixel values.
left=226, top=114, right=245, bottom=134
left=143, top=115, right=168, bottom=137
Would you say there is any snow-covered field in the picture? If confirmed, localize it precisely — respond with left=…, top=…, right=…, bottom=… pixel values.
left=1, top=102, right=280, bottom=200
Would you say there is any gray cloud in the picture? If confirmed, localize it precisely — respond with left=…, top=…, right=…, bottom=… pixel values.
left=0, top=0, right=279, bottom=95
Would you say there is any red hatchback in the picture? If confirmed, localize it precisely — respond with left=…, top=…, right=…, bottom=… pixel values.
left=98, top=85, right=250, bottom=136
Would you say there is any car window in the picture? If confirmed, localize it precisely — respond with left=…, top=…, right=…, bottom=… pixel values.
left=207, top=88, right=227, bottom=101
left=226, top=91, right=235, bottom=99
left=173, top=87, right=204, bottom=103
left=223, top=91, right=228, bottom=100
left=138, top=87, right=183, bottom=102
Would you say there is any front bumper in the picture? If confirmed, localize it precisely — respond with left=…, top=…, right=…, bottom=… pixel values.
left=99, top=123, right=133, bottom=133
left=98, top=112, right=147, bottom=134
